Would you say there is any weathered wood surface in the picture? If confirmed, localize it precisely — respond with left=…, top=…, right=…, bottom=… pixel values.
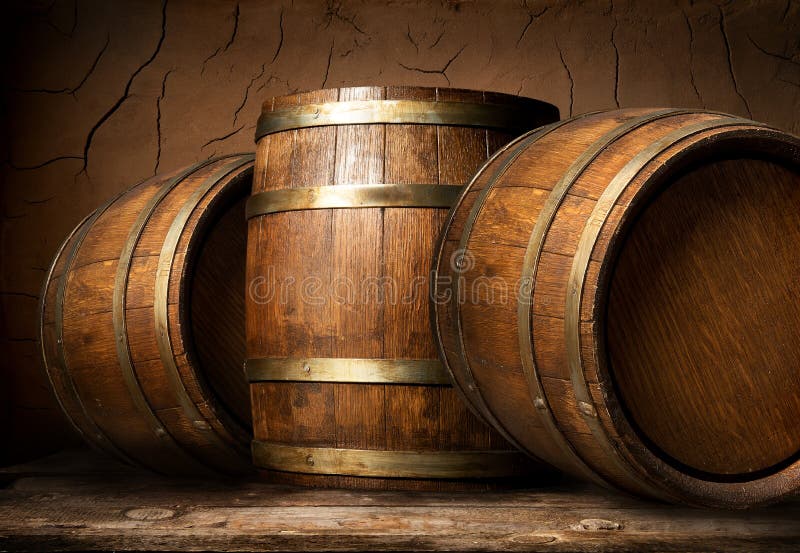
left=1, top=449, right=799, bottom=552
left=247, top=86, right=554, bottom=490
left=3, top=0, right=800, bottom=466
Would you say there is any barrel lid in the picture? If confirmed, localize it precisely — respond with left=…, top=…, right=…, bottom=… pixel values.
left=607, top=154, right=800, bottom=479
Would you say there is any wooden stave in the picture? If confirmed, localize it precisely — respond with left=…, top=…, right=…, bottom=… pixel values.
left=434, top=108, right=800, bottom=507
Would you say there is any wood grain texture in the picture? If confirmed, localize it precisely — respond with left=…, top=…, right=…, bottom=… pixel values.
left=39, top=156, right=254, bottom=475
left=247, top=86, right=558, bottom=489
left=434, top=108, right=800, bottom=508
left=1, top=449, right=800, bottom=552
left=3, top=0, right=800, bottom=466
left=608, top=157, right=800, bottom=477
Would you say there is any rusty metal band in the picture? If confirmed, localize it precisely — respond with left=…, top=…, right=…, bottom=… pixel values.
left=112, top=156, right=237, bottom=473
left=153, top=155, right=255, bottom=463
left=252, top=441, right=532, bottom=478
left=565, top=116, right=752, bottom=501
left=246, top=357, right=450, bottom=385
left=255, top=99, right=545, bottom=141
left=245, top=184, right=462, bottom=219
left=517, top=109, right=696, bottom=491
left=52, top=184, right=151, bottom=466
left=38, top=212, right=95, bottom=444
left=446, top=119, right=576, bottom=456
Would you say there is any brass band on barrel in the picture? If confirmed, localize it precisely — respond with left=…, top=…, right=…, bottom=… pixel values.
left=255, top=99, right=542, bottom=140
left=246, top=357, right=450, bottom=385
left=252, top=441, right=531, bottom=478
left=246, top=183, right=462, bottom=219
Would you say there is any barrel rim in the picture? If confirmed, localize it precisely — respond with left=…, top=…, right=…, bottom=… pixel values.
left=157, top=155, right=256, bottom=472
left=590, top=125, right=800, bottom=508
left=259, top=85, right=559, bottom=117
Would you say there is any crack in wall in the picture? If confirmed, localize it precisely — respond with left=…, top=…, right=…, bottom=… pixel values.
left=717, top=5, right=753, bottom=117
left=78, top=0, right=168, bottom=177
left=2, top=212, right=27, bottom=220
left=200, top=3, right=240, bottom=75
left=154, top=68, right=174, bottom=175
left=272, top=8, right=284, bottom=64
left=516, top=6, right=548, bottom=48
left=747, top=34, right=800, bottom=67
left=234, top=64, right=267, bottom=126
left=609, top=0, right=620, bottom=108
left=45, top=0, right=78, bottom=38
left=23, top=197, right=55, bottom=205
left=682, top=9, right=703, bottom=105
left=200, top=125, right=245, bottom=150
left=15, top=33, right=109, bottom=97
left=407, top=23, right=419, bottom=54
left=322, top=40, right=335, bottom=88
left=397, top=44, right=466, bottom=85
left=323, top=0, right=366, bottom=35
left=555, top=38, right=574, bottom=117
left=256, top=75, right=293, bottom=94
left=430, top=29, right=445, bottom=49
left=8, top=156, right=83, bottom=171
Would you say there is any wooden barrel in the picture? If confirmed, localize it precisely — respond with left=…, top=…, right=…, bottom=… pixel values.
left=39, top=155, right=255, bottom=475
left=433, top=109, right=800, bottom=507
left=246, top=86, right=559, bottom=490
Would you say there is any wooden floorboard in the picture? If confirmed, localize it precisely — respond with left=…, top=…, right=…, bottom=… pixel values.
left=1, top=449, right=798, bottom=552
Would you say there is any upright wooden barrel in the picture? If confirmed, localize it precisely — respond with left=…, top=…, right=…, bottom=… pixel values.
left=434, top=109, right=800, bottom=507
left=246, top=86, right=559, bottom=490
left=39, top=155, right=254, bottom=475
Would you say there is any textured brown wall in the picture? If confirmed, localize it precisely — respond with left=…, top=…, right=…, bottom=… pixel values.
left=2, top=0, right=799, bottom=464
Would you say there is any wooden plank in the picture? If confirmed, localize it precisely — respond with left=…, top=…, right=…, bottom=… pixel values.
left=1, top=450, right=799, bottom=552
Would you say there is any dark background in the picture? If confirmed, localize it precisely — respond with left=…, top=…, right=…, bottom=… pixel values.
left=2, top=0, right=799, bottom=465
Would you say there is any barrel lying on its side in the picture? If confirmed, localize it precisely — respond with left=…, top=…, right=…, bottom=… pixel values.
left=434, top=109, right=800, bottom=507
left=246, top=86, right=560, bottom=490
left=40, top=155, right=255, bottom=475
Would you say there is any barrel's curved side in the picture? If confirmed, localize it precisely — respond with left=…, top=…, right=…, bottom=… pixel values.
left=444, top=120, right=587, bottom=460
left=38, top=213, right=96, bottom=444
left=50, top=183, right=150, bottom=465
left=111, top=158, right=227, bottom=474
left=432, top=129, right=541, bottom=428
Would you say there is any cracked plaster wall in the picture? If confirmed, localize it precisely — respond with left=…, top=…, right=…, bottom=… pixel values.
left=1, top=0, right=798, bottom=464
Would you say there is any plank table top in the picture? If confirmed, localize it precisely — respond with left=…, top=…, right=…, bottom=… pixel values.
left=1, top=449, right=798, bottom=552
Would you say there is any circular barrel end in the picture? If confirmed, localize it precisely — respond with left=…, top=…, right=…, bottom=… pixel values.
left=607, top=150, right=800, bottom=483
